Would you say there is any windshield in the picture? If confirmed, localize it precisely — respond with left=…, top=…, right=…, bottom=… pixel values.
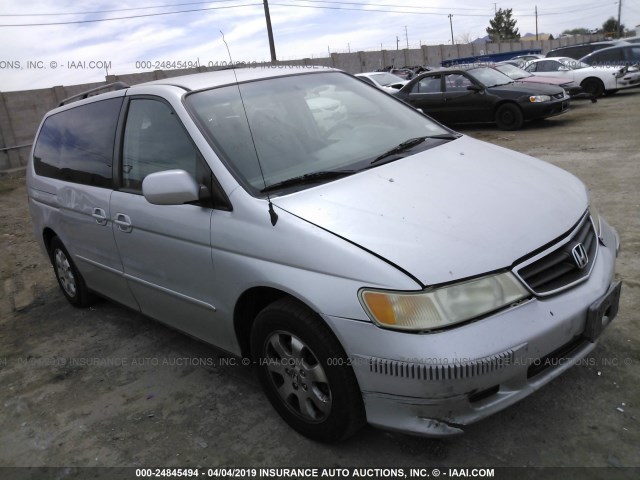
left=559, top=58, right=590, bottom=69
left=494, top=63, right=531, bottom=79
left=466, top=67, right=513, bottom=87
left=186, top=71, right=449, bottom=194
left=368, top=72, right=404, bottom=86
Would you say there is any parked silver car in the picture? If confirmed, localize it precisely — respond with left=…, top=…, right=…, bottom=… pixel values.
left=27, top=66, right=621, bottom=442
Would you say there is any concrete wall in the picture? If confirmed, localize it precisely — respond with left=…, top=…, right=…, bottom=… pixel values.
left=0, top=34, right=602, bottom=172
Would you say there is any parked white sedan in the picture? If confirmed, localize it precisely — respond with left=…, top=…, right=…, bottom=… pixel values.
left=524, top=56, right=640, bottom=97
left=355, top=72, right=408, bottom=92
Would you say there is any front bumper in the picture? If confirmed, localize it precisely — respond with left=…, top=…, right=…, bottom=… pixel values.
left=325, top=219, right=620, bottom=437
left=522, top=97, right=570, bottom=120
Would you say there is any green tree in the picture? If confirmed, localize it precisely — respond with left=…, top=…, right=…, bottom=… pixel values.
left=486, top=8, right=520, bottom=42
left=602, top=17, right=625, bottom=36
left=602, top=17, right=624, bottom=36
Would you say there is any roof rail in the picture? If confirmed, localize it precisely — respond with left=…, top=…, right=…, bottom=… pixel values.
left=58, top=81, right=130, bottom=107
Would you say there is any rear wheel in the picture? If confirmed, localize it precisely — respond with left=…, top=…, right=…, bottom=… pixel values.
left=250, top=297, right=365, bottom=442
left=50, top=237, right=95, bottom=307
left=495, top=103, right=524, bottom=131
left=581, top=78, right=605, bottom=97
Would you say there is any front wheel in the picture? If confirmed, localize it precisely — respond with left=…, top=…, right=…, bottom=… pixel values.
left=495, top=103, right=524, bottom=131
left=581, top=78, right=605, bottom=98
left=250, top=298, right=365, bottom=442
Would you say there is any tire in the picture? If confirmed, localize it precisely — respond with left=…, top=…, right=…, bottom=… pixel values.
left=250, top=297, right=365, bottom=442
left=49, top=237, right=95, bottom=307
left=581, top=78, right=605, bottom=98
left=495, top=103, right=524, bottom=131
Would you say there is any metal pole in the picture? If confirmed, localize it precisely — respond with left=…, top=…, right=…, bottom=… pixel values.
left=449, top=14, right=455, bottom=45
left=535, top=6, right=538, bottom=41
left=617, top=0, right=623, bottom=38
left=405, top=26, right=409, bottom=48
left=263, top=0, right=277, bottom=61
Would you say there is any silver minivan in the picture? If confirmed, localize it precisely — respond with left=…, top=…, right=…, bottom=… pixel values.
left=27, top=66, right=621, bottom=442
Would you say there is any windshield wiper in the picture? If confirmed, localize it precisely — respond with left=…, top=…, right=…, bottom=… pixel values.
left=371, top=134, right=460, bottom=164
left=261, top=169, right=355, bottom=193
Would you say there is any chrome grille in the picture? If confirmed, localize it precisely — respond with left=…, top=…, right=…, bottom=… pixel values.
left=514, top=214, right=598, bottom=296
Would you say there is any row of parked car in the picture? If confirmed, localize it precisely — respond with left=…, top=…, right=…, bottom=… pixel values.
left=355, top=42, right=640, bottom=130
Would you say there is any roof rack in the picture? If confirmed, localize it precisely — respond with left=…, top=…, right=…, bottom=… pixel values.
left=58, top=81, right=130, bottom=107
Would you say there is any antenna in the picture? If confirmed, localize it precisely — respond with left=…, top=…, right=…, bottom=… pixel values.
left=220, top=31, right=278, bottom=226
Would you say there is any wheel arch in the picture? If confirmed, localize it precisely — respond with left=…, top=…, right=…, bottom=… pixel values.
left=234, top=286, right=294, bottom=358
left=42, top=227, right=58, bottom=259
left=492, top=99, right=522, bottom=115
left=580, top=76, right=605, bottom=96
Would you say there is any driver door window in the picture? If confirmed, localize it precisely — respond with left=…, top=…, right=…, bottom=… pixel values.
left=122, top=98, right=204, bottom=191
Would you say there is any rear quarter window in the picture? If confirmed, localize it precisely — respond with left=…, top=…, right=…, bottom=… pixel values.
left=33, top=97, right=123, bottom=187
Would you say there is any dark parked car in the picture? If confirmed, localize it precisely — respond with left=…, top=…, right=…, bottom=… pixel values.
left=493, top=62, right=584, bottom=98
left=580, top=45, right=640, bottom=67
left=545, top=41, right=625, bottom=59
left=393, top=67, right=569, bottom=130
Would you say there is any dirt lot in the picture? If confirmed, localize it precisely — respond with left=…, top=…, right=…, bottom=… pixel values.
left=1, top=89, right=639, bottom=475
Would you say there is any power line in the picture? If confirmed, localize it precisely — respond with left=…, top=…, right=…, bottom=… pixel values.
left=269, top=3, right=490, bottom=16
left=0, top=3, right=262, bottom=27
left=0, top=0, right=250, bottom=16
left=0, top=0, right=495, bottom=17
left=0, top=0, right=618, bottom=27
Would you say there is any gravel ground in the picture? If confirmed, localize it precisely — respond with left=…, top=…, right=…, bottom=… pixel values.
left=0, top=89, right=638, bottom=476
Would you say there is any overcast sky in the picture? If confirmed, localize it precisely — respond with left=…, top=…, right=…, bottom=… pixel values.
left=1, top=0, right=638, bottom=92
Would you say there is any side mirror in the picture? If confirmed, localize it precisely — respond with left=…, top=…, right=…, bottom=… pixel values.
left=467, top=84, right=483, bottom=93
left=142, top=169, right=200, bottom=205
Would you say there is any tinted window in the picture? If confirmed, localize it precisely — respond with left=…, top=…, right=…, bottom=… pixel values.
left=536, top=61, right=561, bottom=72
left=588, top=48, right=625, bottom=65
left=33, top=97, right=123, bottom=187
left=122, top=98, right=206, bottom=192
left=548, top=44, right=612, bottom=59
left=444, top=73, right=474, bottom=91
left=412, top=76, right=441, bottom=93
left=627, top=47, right=640, bottom=61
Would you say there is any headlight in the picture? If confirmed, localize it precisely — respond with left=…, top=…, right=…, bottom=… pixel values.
left=529, top=95, right=551, bottom=102
left=359, top=272, right=529, bottom=331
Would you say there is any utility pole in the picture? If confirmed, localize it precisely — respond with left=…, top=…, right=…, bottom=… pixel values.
left=493, top=3, right=497, bottom=14
left=448, top=14, right=455, bottom=45
left=617, top=0, right=623, bottom=38
left=348, top=43, right=351, bottom=53
left=396, top=36, right=400, bottom=50
left=404, top=26, right=409, bottom=48
left=535, top=6, right=538, bottom=41
left=263, top=0, right=276, bottom=61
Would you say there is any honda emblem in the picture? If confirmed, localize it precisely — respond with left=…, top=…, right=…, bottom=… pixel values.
left=571, top=243, right=588, bottom=269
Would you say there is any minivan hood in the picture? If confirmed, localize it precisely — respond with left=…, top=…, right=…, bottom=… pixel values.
left=273, top=136, right=587, bottom=286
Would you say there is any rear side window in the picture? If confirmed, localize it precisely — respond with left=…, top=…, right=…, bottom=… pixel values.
left=627, top=47, right=640, bottom=61
left=33, top=97, right=123, bottom=188
left=588, top=49, right=625, bottom=65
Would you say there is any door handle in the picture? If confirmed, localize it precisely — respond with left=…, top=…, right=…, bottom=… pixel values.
left=91, top=208, right=108, bottom=226
left=114, top=213, right=133, bottom=233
